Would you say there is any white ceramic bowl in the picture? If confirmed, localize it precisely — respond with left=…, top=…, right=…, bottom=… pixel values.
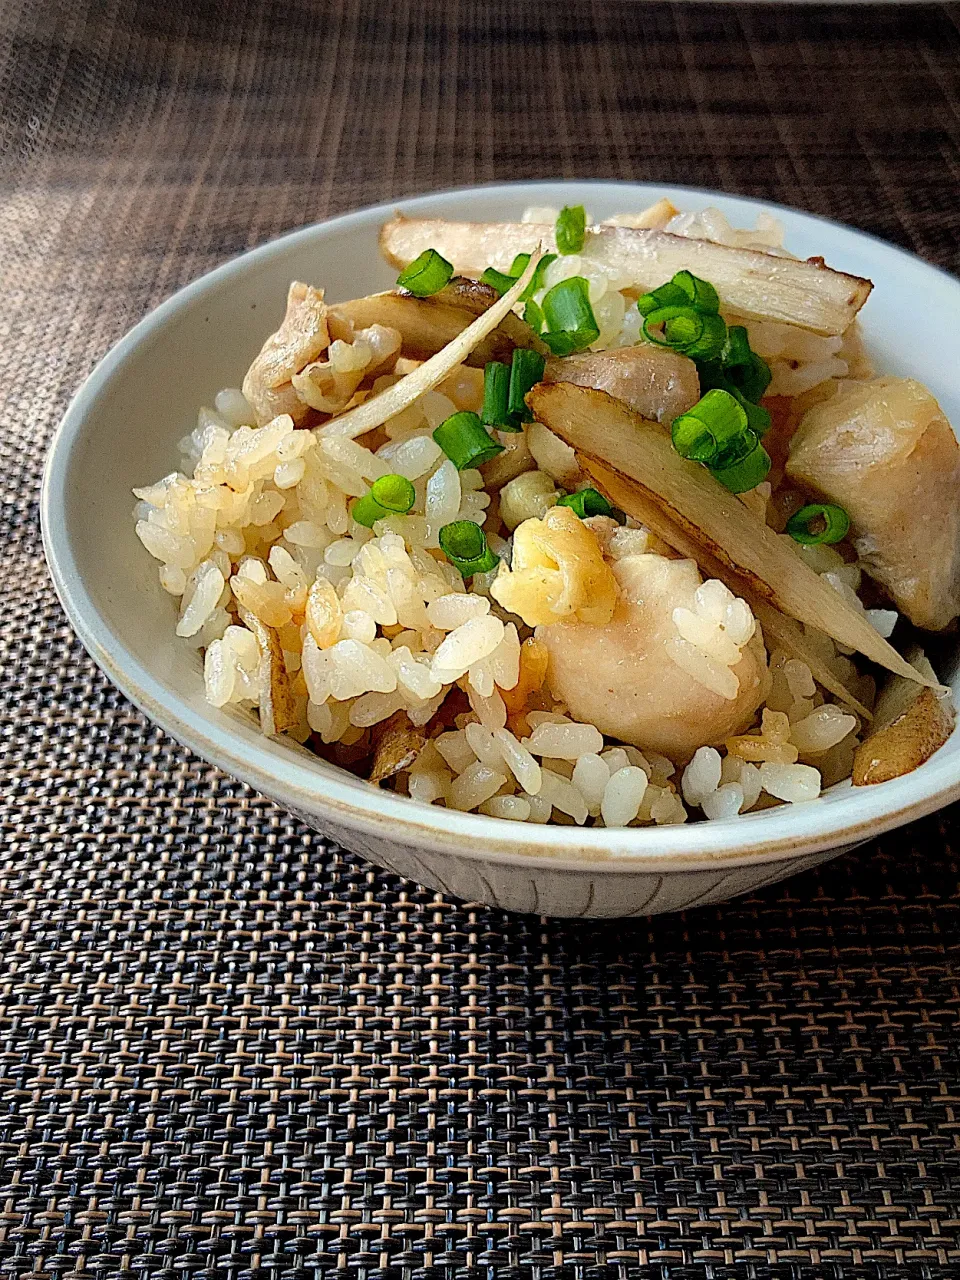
left=42, top=181, right=960, bottom=918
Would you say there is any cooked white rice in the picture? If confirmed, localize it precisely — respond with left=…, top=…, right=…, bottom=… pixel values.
left=134, top=202, right=883, bottom=826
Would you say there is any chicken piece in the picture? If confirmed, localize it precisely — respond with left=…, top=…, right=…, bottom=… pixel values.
left=786, top=376, right=960, bottom=630
left=242, top=282, right=330, bottom=426
left=543, top=344, right=700, bottom=424
left=537, top=554, right=768, bottom=762
left=532, top=344, right=701, bottom=493
left=331, top=277, right=547, bottom=366
left=292, top=323, right=401, bottom=414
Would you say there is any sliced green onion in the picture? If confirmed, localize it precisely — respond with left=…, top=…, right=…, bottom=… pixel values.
left=637, top=279, right=689, bottom=316
left=540, top=330, right=582, bottom=357
left=722, top=324, right=753, bottom=369
left=352, top=473, right=417, bottom=527
left=439, top=520, right=500, bottom=577
left=786, top=503, right=851, bottom=546
left=480, top=266, right=518, bottom=295
left=524, top=298, right=545, bottom=335
left=396, top=248, right=453, bottom=298
left=433, top=411, right=504, bottom=470
left=673, top=269, right=720, bottom=313
left=556, top=487, right=619, bottom=520
left=671, top=389, right=749, bottom=464
left=698, top=361, right=772, bottom=434
left=642, top=305, right=727, bottom=361
left=540, top=277, right=600, bottom=354
left=481, top=253, right=558, bottom=299
left=637, top=270, right=720, bottom=317
left=739, top=396, right=771, bottom=435
left=720, top=325, right=772, bottom=403
left=481, top=361, right=512, bottom=429
left=555, top=205, right=586, bottom=255
left=507, top=348, right=546, bottom=425
left=709, top=439, right=771, bottom=493
left=509, top=252, right=557, bottom=300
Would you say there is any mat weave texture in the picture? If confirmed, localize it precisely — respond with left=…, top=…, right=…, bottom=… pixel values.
left=5, top=2, right=960, bottom=1275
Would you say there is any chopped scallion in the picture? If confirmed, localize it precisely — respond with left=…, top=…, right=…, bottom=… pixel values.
left=642, top=304, right=727, bottom=361
left=480, top=266, right=518, bottom=295
left=720, top=325, right=772, bottom=403
left=709, top=439, right=771, bottom=493
left=439, top=521, right=500, bottom=577
left=786, top=502, right=851, bottom=546
left=540, top=277, right=600, bottom=354
left=524, top=298, right=545, bottom=334
left=396, top=248, right=453, bottom=298
left=637, top=279, right=689, bottom=316
left=352, top=473, right=417, bottom=527
left=637, top=270, right=720, bottom=317
left=698, top=361, right=772, bottom=435
left=673, top=269, right=720, bottom=313
left=555, top=205, right=587, bottom=255
left=671, top=389, right=749, bottom=464
left=507, top=348, right=546, bottom=425
left=433, top=411, right=504, bottom=470
left=481, top=253, right=557, bottom=299
left=509, top=252, right=557, bottom=299
left=481, top=361, right=512, bottom=430
left=556, top=487, right=623, bottom=521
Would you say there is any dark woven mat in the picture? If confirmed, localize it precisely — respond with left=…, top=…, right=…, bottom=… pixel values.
left=4, top=2, right=960, bottom=1275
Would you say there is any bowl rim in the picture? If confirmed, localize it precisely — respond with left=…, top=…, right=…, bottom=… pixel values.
left=41, top=178, right=960, bottom=875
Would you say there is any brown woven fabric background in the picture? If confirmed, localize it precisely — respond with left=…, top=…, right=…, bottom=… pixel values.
left=5, top=2, right=960, bottom=1276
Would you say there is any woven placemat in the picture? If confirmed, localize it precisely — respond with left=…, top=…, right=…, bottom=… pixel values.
left=4, top=1, right=960, bottom=1274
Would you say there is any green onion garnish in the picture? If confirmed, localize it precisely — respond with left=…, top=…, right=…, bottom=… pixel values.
left=672, top=269, right=720, bottom=313
left=709, top=439, right=771, bottom=493
left=720, top=325, right=772, bottom=403
left=540, top=277, right=600, bottom=354
left=438, top=520, right=500, bottom=577
left=524, top=298, right=545, bottom=335
left=556, top=487, right=622, bottom=520
left=711, top=427, right=760, bottom=472
left=637, top=270, right=719, bottom=316
left=509, top=252, right=557, bottom=299
left=481, top=361, right=512, bottom=430
left=507, top=348, right=546, bottom=425
left=739, top=396, right=771, bottom=435
left=352, top=474, right=417, bottom=527
left=396, top=249, right=454, bottom=298
left=697, top=363, right=772, bottom=435
left=722, top=324, right=752, bottom=369
left=555, top=205, right=586, bottom=256
left=642, top=304, right=727, bottom=361
left=433, top=411, right=504, bottom=470
left=786, top=503, right=851, bottom=546
left=670, top=389, right=770, bottom=493
left=671, top=389, right=749, bottom=464
left=480, top=266, right=518, bottom=295
left=637, top=280, right=689, bottom=316
left=481, top=253, right=557, bottom=299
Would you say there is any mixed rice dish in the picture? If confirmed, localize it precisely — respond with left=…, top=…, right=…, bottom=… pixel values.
left=133, top=199, right=958, bottom=827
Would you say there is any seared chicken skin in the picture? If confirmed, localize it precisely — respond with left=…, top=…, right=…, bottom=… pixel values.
left=787, top=376, right=960, bottom=630
left=538, top=553, right=768, bottom=763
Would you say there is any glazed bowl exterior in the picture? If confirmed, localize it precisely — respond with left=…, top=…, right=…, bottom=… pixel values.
left=41, top=182, right=960, bottom=917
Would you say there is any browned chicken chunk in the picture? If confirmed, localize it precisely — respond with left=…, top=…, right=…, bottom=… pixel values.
left=543, top=344, right=700, bottom=424
left=529, top=344, right=702, bottom=490
left=786, top=376, right=960, bottom=630
left=242, top=282, right=330, bottom=425
left=538, top=553, right=769, bottom=763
